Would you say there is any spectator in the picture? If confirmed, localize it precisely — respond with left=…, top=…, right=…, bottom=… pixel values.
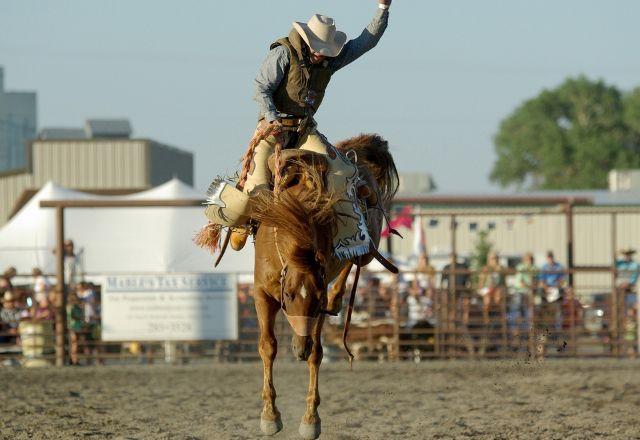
left=32, top=267, right=50, bottom=302
left=405, top=279, right=432, bottom=327
left=539, top=251, right=565, bottom=332
left=77, top=282, right=97, bottom=323
left=477, top=252, right=507, bottom=353
left=441, top=253, right=472, bottom=330
left=66, top=291, right=84, bottom=366
left=510, top=252, right=537, bottom=334
left=616, top=248, right=639, bottom=310
left=1, top=291, right=23, bottom=344
left=0, top=267, right=16, bottom=295
left=33, top=292, right=55, bottom=321
left=440, top=253, right=471, bottom=293
left=623, top=306, right=637, bottom=357
left=63, top=239, right=81, bottom=290
left=478, top=251, right=506, bottom=309
left=414, top=253, right=436, bottom=299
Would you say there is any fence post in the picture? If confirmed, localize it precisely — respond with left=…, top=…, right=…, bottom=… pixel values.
left=448, top=215, right=457, bottom=358
left=569, top=283, right=577, bottom=356
left=54, top=206, right=67, bottom=367
left=367, top=285, right=374, bottom=357
left=528, top=283, right=536, bottom=358
left=501, top=281, right=508, bottom=356
left=610, top=213, right=619, bottom=357
left=434, top=282, right=440, bottom=358
left=392, top=275, right=400, bottom=361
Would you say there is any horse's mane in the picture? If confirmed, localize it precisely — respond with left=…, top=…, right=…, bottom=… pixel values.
left=335, top=134, right=399, bottom=203
left=251, top=161, right=338, bottom=271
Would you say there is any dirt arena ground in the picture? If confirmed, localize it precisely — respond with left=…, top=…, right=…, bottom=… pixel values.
left=1, top=359, right=639, bottom=439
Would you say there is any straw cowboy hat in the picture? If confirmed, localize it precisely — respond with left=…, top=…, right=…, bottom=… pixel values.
left=619, top=247, right=637, bottom=255
left=293, top=14, right=347, bottom=57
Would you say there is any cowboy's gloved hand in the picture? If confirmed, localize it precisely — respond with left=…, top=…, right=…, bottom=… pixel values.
left=258, top=118, right=283, bottom=135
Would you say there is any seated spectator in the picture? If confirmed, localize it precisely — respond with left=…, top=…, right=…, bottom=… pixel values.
left=440, top=253, right=471, bottom=293
left=66, top=292, right=85, bottom=366
left=416, top=253, right=436, bottom=293
left=510, top=252, right=537, bottom=333
left=623, top=306, right=637, bottom=357
left=1, top=291, right=23, bottom=344
left=405, top=280, right=433, bottom=327
left=32, top=268, right=50, bottom=302
left=77, top=282, right=97, bottom=323
left=0, top=267, right=16, bottom=295
left=33, top=292, right=55, bottom=321
left=441, top=253, right=472, bottom=327
left=539, top=250, right=565, bottom=332
left=478, top=251, right=506, bottom=307
left=616, top=248, right=639, bottom=310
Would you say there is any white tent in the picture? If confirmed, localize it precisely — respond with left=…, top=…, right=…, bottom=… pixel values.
left=0, top=179, right=255, bottom=277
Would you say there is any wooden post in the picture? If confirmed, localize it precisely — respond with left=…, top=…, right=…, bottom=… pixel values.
left=565, top=202, right=574, bottom=289
left=54, top=206, right=67, bottom=367
left=637, top=288, right=640, bottom=357
left=366, top=286, right=374, bottom=357
left=392, top=275, right=400, bottom=361
left=569, top=285, right=577, bottom=356
left=434, top=273, right=440, bottom=358
left=611, top=213, right=619, bottom=357
left=501, top=281, right=508, bottom=356
left=528, top=284, right=536, bottom=357
left=448, top=215, right=457, bottom=357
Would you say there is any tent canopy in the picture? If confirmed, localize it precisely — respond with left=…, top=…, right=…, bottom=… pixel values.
left=0, top=179, right=255, bottom=276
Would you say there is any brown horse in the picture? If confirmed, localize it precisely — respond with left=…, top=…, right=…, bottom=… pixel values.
left=249, top=134, right=398, bottom=439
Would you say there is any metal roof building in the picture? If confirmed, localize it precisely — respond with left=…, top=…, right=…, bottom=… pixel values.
left=0, top=119, right=194, bottom=226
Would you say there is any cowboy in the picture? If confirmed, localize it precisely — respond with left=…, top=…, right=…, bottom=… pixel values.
left=616, top=248, right=639, bottom=309
left=228, top=0, right=393, bottom=250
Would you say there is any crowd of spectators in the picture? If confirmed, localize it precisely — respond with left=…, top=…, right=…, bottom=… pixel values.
left=0, top=240, right=103, bottom=365
left=344, top=248, right=639, bottom=357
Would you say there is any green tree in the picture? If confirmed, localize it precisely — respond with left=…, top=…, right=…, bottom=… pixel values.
left=491, top=76, right=638, bottom=189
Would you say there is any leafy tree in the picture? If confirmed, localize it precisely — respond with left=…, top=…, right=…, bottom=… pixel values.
left=491, top=76, right=639, bottom=189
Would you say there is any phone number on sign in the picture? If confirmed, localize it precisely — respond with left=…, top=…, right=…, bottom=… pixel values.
left=147, top=322, right=193, bottom=333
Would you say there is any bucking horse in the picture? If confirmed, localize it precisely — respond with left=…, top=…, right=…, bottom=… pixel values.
left=197, top=133, right=398, bottom=439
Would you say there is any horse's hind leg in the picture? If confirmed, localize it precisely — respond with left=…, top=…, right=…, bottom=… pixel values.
left=326, top=263, right=353, bottom=315
left=256, top=294, right=283, bottom=435
left=299, top=316, right=325, bottom=440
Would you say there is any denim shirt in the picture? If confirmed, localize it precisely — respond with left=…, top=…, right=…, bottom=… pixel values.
left=254, top=8, right=389, bottom=122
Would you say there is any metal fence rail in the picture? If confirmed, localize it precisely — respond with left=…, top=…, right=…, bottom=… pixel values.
left=1, top=268, right=637, bottom=366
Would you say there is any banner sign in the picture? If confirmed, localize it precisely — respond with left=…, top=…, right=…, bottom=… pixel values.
left=102, top=274, right=238, bottom=341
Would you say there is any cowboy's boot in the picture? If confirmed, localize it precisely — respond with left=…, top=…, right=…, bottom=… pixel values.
left=230, top=227, right=249, bottom=251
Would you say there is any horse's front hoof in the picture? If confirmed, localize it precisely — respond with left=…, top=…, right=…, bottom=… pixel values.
left=298, top=421, right=321, bottom=439
left=260, top=416, right=283, bottom=436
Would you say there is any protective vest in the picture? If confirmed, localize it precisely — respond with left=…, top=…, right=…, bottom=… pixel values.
left=270, top=29, right=333, bottom=117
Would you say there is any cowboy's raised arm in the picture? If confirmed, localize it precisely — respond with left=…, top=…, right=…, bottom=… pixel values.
left=253, top=45, right=290, bottom=123
left=329, top=0, right=391, bottom=72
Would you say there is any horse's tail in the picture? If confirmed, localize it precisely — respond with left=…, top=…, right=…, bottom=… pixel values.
left=335, top=134, right=399, bottom=203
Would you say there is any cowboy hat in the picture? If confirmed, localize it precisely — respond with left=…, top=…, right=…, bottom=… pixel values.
left=620, top=248, right=637, bottom=255
left=293, top=14, right=347, bottom=57
left=3, top=291, right=15, bottom=302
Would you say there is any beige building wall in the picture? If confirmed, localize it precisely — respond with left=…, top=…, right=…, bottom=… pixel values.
left=30, top=140, right=148, bottom=189
left=0, top=139, right=192, bottom=227
left=382, top=205, right=640, bottom=298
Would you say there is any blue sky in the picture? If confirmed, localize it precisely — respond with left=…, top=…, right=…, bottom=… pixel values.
left=1, top=0, right=639, bottom=193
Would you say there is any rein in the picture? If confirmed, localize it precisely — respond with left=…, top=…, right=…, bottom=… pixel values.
left=342, top=258, right=362, bottom=370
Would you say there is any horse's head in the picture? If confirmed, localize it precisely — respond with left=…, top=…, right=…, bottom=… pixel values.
left=252, top=155, right=336, bottom=360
